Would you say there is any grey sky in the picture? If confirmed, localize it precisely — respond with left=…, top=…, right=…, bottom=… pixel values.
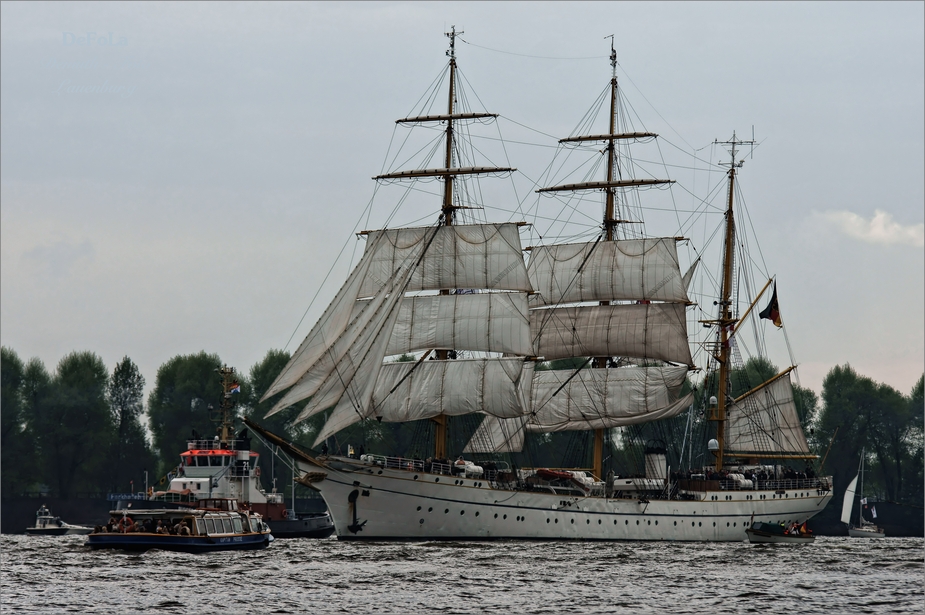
left=2, top=1, right=922, bottom=405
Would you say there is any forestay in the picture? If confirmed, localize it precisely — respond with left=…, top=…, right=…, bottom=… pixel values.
left=527, top=239, right=689, bottom=306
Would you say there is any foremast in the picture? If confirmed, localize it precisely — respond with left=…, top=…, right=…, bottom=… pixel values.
left=373, top=27, right=513, bottom=460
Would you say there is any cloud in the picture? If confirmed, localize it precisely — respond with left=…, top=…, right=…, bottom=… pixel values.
left=821, top=209, right=924, bottom=247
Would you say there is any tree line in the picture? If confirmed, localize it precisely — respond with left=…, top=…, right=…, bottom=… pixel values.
left=2, top=345, right=922, bottom=515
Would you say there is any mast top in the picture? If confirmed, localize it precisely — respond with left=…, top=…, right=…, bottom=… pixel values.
left=446, top=26, right=462, bottom=61
left=715, top=130, right=756, bottom=170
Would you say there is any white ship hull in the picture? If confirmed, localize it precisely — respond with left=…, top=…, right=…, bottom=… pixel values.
left=297, top=456, right=832, bottom=542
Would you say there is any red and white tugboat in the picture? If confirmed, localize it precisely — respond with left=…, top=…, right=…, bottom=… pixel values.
left=124, top=366, right=333, bottom=539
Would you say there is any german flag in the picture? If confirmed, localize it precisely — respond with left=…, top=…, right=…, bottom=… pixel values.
left=759, top=283, right=782, bottom=327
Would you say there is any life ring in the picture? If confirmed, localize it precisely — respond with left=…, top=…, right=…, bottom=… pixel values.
left=118, top=516, right=133, bottom=532
left=281, top=509, right=288, bottom=519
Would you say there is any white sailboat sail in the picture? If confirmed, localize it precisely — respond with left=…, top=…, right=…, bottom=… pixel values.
left=841, top=475, right=859, bottom=525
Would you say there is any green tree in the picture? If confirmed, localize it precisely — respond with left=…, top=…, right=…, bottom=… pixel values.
left=32, top=352, right=114, bottom=497
left=147, top=352, right=222, bottom=476
left=815, top=364, right=923, bottom=504
left=108, top=356, right=156, bottom=493
left=1, top=347, right=36, bottom=495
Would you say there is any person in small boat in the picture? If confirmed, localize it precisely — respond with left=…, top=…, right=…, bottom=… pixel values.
left=155, top=520, right=168, bottom=535
left=178, top=521, right=191, bottom=536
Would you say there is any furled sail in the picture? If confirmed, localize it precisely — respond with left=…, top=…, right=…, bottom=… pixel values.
left=371, top=358, right=535, bottom=423
left=724, top=370, right=811, bottom=455
left=840, top=475, right=859, bottom=525
left=530, top=303, right=693, bottom=365
left=359, top=223, right=533, bottom=297
left=527, top=366, right=692, bottom=432
left=528, top=239, right=689, bottom=306
left=382, top=293, right=533, bottom=357
left=260, top=232, right=385, bottom=402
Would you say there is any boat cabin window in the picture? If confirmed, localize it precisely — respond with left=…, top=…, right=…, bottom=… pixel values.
left=221, top=518, right=233, bottom=533
left=232, top=517, right=243, bottom=533
left=196, top=519, right=206, bottom=535
left=205, top=518, right=217, bottom=534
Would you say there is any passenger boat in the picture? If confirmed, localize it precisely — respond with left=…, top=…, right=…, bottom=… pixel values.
left=86, top=499, right=273, bottom=552
left=244, top=30, right=833, bottom=541
left=25, top=505, right=93, bottom=536
left=118, top=366, right=334, bottom=539
left=746, top=521, right=815, bottom=544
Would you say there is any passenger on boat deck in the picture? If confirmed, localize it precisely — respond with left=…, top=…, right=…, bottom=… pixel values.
left=156, top=520, right=168, bottom=534
left=178, top=522, right=191, bottom=536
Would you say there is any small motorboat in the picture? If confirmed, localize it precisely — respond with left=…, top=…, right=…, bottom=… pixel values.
left=25, top=505, right=93, bottom=536
left=745, top=521, right=815, bottom=544
left=86, top=501, right=273, bottom=552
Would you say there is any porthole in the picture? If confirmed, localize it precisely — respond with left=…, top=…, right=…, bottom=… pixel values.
left=712, top=522, right=715, bottom=527
left=444, top=509, right=449, bottom=514
left=655, top=521, right=658, bottom=526
left=414, top=475, right=419, bottom=480
left=475, top=512, right=480, bottom=517
left=428, top=507, right=433, bottom=512
left=647, top=520, right=651, bottom=525
left=673, top=521, right=677, bottom=526
left=416, top=506, right=421, bottom=511
left=419, top=519, right=424, bottom=524
left=598, top=520, right=602, bottom=525
left=547, top=519, right=550, bottom=524
left=726, top=522, right=730, bottom=527
left=378, top=470, right=383, bottom=475
left=494, top=513, right=498, bottom=518
left=503, top=514, right=507, bottom=520
left=435, top=478, right=440, bottom=483
left=570, top=519, right=574, bottom=524
left=636, top=520, right=640, bottom=525
left=555, top=519, right=559, bottom=524
left=460, top=510, right=465, bottom=515
left=625, top=520, right=629, bottom=525
left=587, top=519, right=590, bottom=524
left=698, top=522, right=702, bottom=527
left=733, top=522, right=736, bottom=527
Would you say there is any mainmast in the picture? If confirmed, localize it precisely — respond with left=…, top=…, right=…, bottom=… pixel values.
left=537, top=41, right=671, bottom=480
left=373, top=26, right=513, bottom=461
left=709, top=132, right=754, bottom=471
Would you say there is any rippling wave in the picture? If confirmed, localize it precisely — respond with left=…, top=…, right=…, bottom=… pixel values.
left=1, top=535, right=922, bottom=613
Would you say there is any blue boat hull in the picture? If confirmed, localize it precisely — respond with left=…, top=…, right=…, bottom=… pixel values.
left=85, top=532, right=272, bottom=553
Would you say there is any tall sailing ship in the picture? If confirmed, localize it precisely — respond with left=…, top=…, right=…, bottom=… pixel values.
left=245, top=30, right=833, bottom=541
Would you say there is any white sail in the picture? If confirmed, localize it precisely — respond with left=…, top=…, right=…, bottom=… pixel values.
left=359, top=224, right=533, bottom=297
left=527, top=366, right=692, bottom=432
left=260, top=232, right=384, bottom=402
left=725, top=372, right=811, bottom=455
left=384, top=293, right=533, bottom=357
left=463, top=414, right=527, bottom=454
left=841, top=475, right=859, bottom=525
left=528, top=239, right=689, bottom=306
left=371, top=358, right=534, bottom=423
left=530, top=303, right=693, bottom=365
